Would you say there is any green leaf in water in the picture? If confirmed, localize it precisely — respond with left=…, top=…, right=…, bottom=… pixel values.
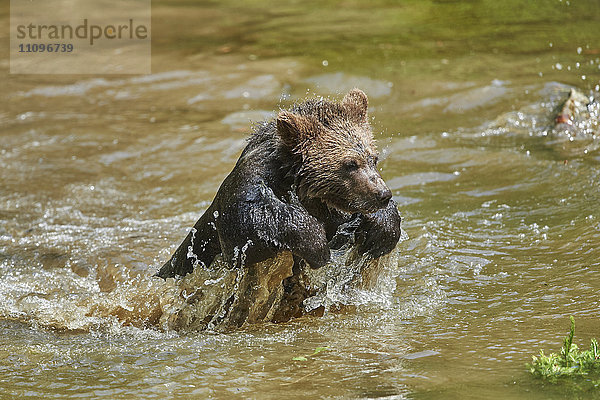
left=292, top=346, right=330, bottom=361
left=311, top=346, right=329, bottom=355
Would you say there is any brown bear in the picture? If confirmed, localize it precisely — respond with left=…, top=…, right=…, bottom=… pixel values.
left=156, top=89, right=402, bottom=328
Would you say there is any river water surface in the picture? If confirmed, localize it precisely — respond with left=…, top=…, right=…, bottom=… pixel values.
left=1, top=1, right=600, bottom=399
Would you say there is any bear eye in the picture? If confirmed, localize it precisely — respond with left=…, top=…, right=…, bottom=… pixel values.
left=343, top=159, right=359, bottom=171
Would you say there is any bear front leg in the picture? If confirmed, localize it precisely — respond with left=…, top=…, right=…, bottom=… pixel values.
left=355, top=199, right=403, bottom=259
left=217, top=186, right=330, bottom=270
left=280, top=204, right=331, bottom=269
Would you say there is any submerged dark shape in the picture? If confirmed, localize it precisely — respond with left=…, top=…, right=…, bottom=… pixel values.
left=156, top=89, right=402, bottom=328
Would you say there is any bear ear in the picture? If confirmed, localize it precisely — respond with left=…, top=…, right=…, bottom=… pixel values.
left=276, top=111, right=320, bottom=150
left=342, top=88, right=369, bottom=123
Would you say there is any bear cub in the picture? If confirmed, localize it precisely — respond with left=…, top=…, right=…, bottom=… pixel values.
left=157, top=89, right=402, bottom=280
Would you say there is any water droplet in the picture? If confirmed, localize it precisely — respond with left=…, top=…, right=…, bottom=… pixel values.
left=322, top=60, right=329, bottom=67
left=581, top=75, right=586, bottom=80
left=577, top=47, right=583, bottom=54
left=555, top=63, right=563, bottom=70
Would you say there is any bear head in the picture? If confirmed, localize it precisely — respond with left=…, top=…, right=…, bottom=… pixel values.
left=276, top=89, right=392, bottom=214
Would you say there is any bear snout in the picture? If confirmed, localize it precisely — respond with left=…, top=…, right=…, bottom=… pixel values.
left=353, top=173, right=393, bottom=212
left=371, top=174, right=392, bottom=208
left=376, top=187, right=392, bottom=205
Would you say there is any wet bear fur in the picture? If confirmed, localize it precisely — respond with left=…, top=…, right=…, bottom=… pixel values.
left=157, top=89, right=402, bottom=319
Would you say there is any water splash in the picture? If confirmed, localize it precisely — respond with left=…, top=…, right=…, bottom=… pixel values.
left=303, top=246, right=402, bottom=313
left=0, top=238, right=406, bottom=334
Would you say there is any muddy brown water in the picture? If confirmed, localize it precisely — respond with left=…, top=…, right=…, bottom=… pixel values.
left=1, top=1, right=600, bottom=399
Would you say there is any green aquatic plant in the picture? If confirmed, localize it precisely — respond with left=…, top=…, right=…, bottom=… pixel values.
left=292, top=346, right=329, bottom=361
left=529, top=317, right=600, bottom=382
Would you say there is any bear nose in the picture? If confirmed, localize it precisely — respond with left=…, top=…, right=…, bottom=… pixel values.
left=377, top=187, right=392, bottom=204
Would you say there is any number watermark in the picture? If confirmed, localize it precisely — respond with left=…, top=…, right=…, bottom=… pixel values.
left=18, top=44, right=74, bottom=53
